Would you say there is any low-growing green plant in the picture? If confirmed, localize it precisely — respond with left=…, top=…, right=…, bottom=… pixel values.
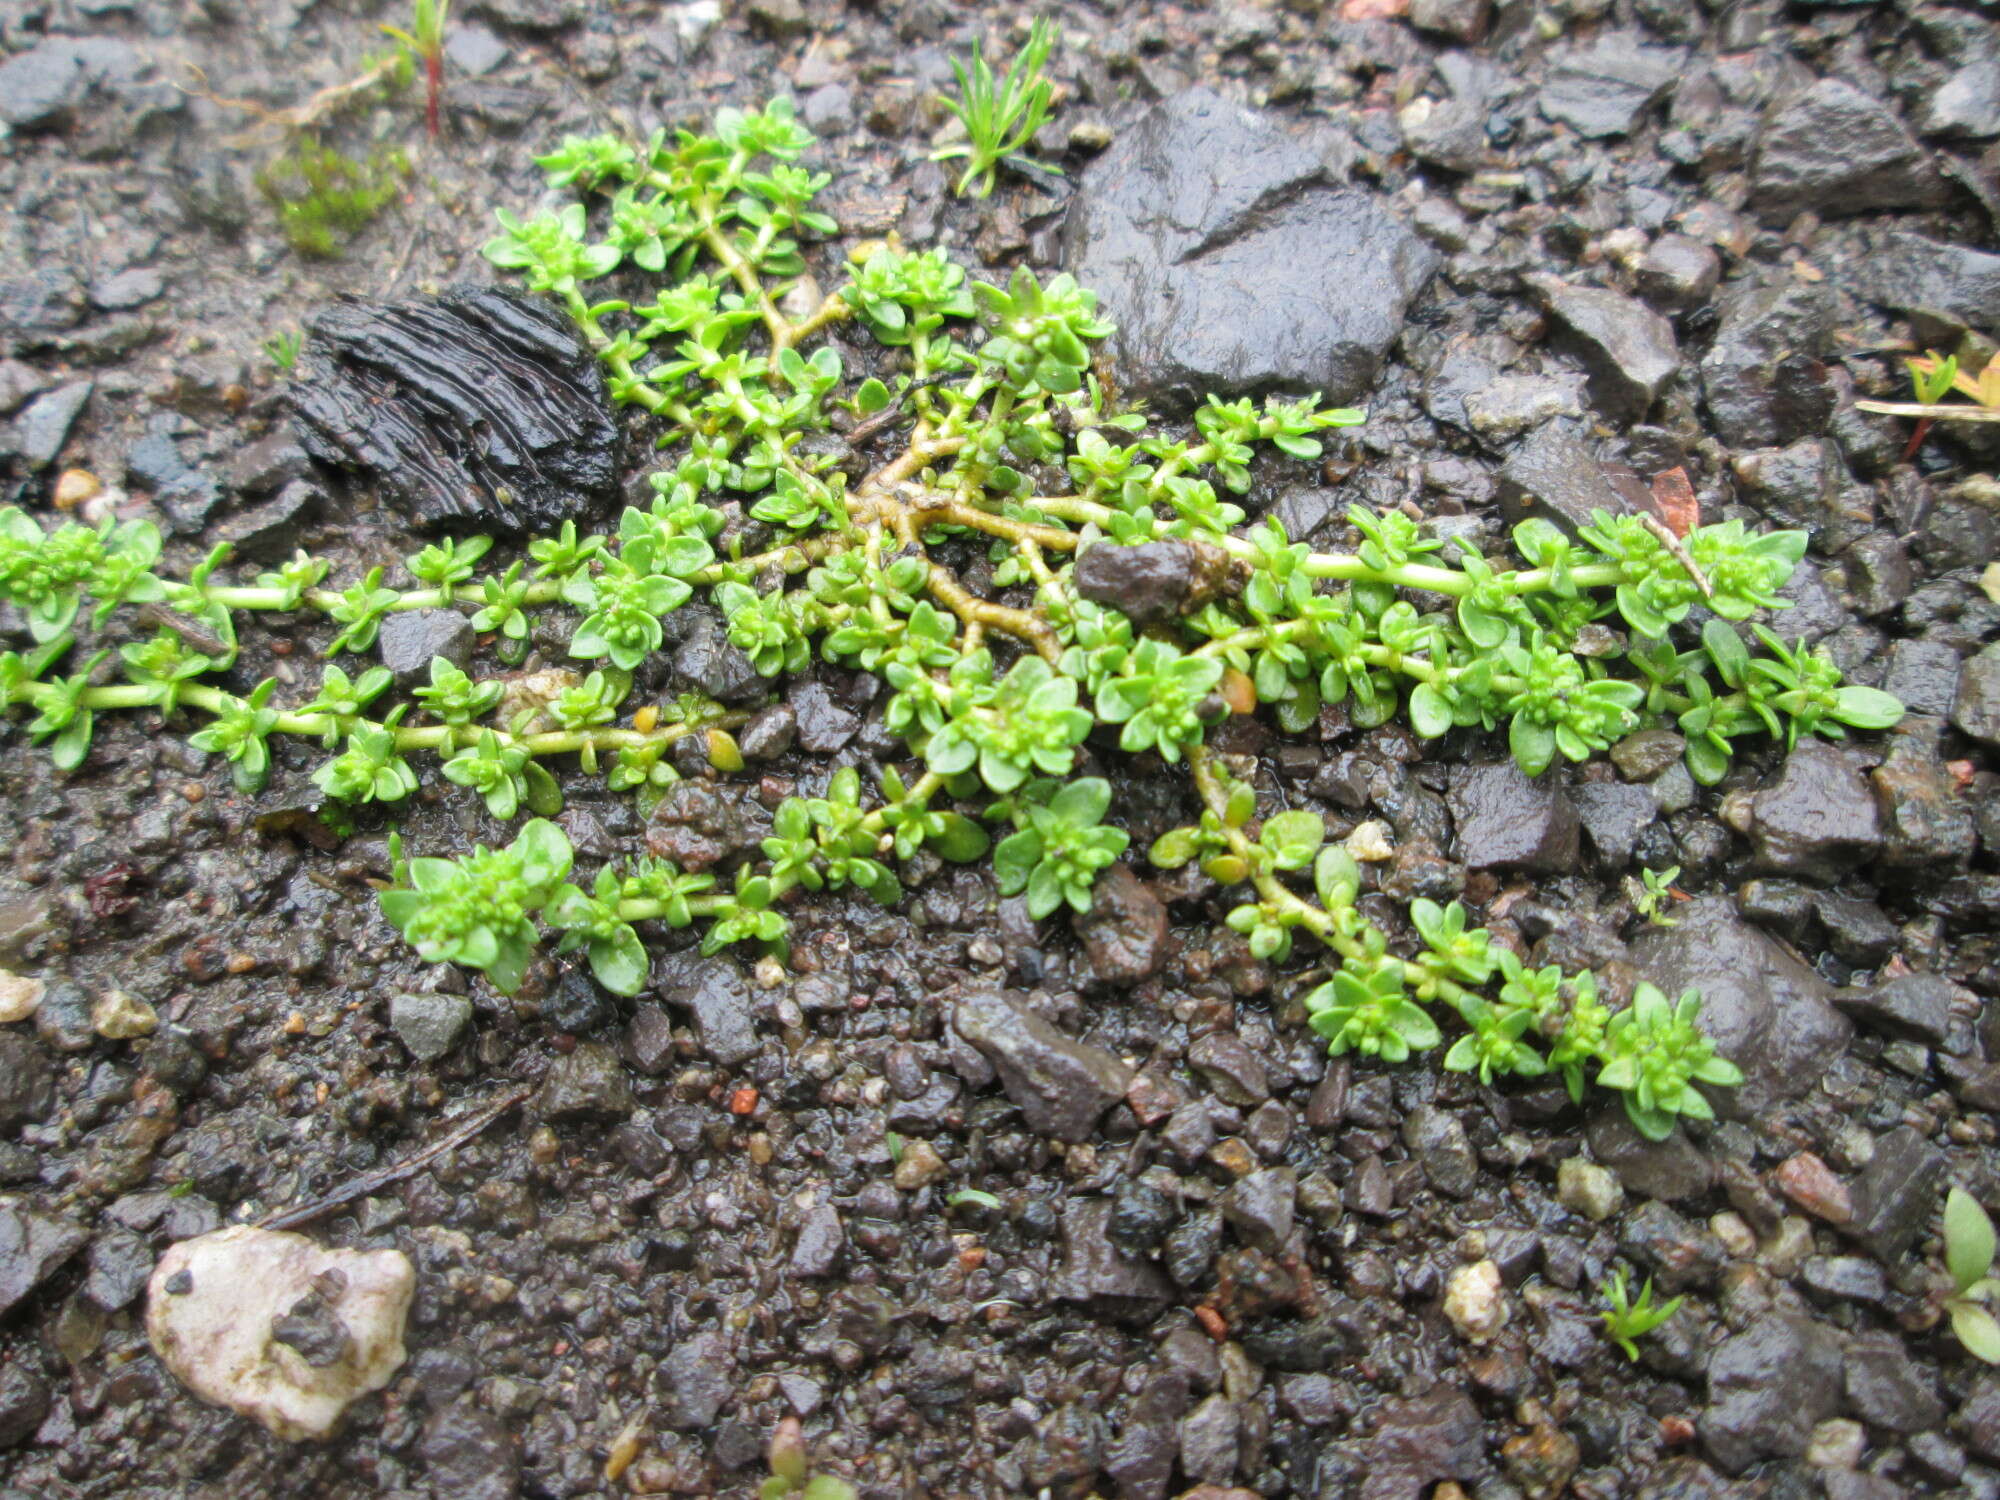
left=1598, top=1266, right=1683, bottom=1361
left=761, top=1416, right=856, bottom=1500
left=1944, top=1187, right=2000, bottom=1365
left=931, top=17, right=1063, bottom=198
left=256, top=136, right=409, bottom=257
left=1854, top=348, right=2000, bottom=459
left=0, top=99, right=1908, bottom=1132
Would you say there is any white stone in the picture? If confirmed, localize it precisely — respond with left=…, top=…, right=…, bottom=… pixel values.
left=92, top=989, right=157, bottom=1039
left=0, top=969, right=43, bottom=1024
left=1556, top=1156, right=1624, bottom=1222
left=1345, top=820, right=1395, bottom=862
left=146, top=1226, right=414, bottom=1441
left=1806, top=1417, right=1866, bottom=1470
left=1443, top=1259, right=1508, bottom=1344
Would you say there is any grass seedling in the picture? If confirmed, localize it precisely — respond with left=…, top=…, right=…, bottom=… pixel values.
left=932, top=18, right=1062, bottom=198
left=381, top=0, right=450, bottom=140
left=1599, top=1267, right=1682, bottom=1360
left=264, top=329, right=303, bottom=372
left=1944, top=1187, right=2000, bottom=1364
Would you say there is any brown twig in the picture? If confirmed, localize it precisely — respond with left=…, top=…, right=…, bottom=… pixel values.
left=179, top=56, right=406, bottom=147
left=258, top=1081, right=534, bottom=1232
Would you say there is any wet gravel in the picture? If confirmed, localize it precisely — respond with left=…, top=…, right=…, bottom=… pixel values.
left=3, top=0, right=2000, bottom=1496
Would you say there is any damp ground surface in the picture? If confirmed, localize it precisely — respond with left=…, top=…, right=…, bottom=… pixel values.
left=3, top=0, right=2000, bottom=1497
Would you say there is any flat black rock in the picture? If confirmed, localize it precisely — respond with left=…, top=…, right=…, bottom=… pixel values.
left=289, top=284, right=620, bottom=534
left=1062, top=87, right=1436, bottom=411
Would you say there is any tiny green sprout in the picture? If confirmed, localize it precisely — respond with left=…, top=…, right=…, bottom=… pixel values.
left=264, top=329, right=303, bottom=372
left=884, top=1131, right=905, bottom=1166
left=1632, top=865, right=1682, bottom=927
left=932, top=17, right=1063, bottom=199
left=1944, top=1187, right=2000, bottom=1365
left=949, top=1188, right=1003, bottom=1212
left=1598, top=1266, right=1683, bottom=1361
left=761, top=1416, right=856, bottom=1500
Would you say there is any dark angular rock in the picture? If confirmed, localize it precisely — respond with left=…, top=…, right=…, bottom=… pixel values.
left=376, top=608, right=475, bottom=686
left=1749, top=742, right=1883, bottom=882
left=444, top=23, right=510, bottom=75
left=535, top=1041, right=635, bottom=1120
left=1698, top=279, right=1836, bottom=450
left=672, top=611, right=763, bottom=704
left=644, top=779, right=773, bottom=872
left=1063, top=88, right=1436, bottom=411
left=0, top=1204, right=87, bottom=1316
left=0, top=38, right=148, bottom=129
left=290, top=285, right=620, bottom=534
left=0, top=270, right=86, bottom=356
left=218, top=479, right=324, bottom=560
left=1630, top=897, right=1850, bottom=1117
left=1801, top=1254, right=1890, bottom=1307
left=1749, top=80, right=1948, bottom=222
left=1572, top=782, right=1656, bottom=869
left=1495, top=425, right=1635, bottom=535
left=1179, top=1392, right=1240, bottom=1485
left=1834, top=973, right=1952, bottom=1046
left=0, top=1361, right=49, bottom=1450
left=1850, top=230, right=2000, bottom=337
left=1073, top=539, right=1244, bottom=626
left=787, top=1203, right=843, bottom=1277
left=660, top=1330, right=732, bottom=1428
left=1221, top=1167, right=1296, bottom=1251
left=1539, top=33, right=1684, bottom=138
left=390, top=991, right=473, bottom=1062
left=1634, top=235, right=1721, bottom=313
left=784, top=680, right=858, bottom=754
left=1844, top=1125, right=1943, bottom=1262
left=736, top=704, right=796, bottom=761
left=1056, top=1198, right=1173, bottom=1303
left=1844, top=1333, right=1945, bottom=1434
left=1586, top=1108, right=1715, bottom=1202
left=0, top=1031, right=55, bottom=1133
left=1700, top=1314, right=1843, bottom=1474
left=1359, top=1385, right=1486, bottom=1500
left=1882, top=639, right=1961, bottom=718
left=12, top=379, right=91, bottom=471
left=1621, top=1199, right=1728, bottom=1292
left=1448, top=761, right=1580, bottom=873
left=953, top=990, right=1132, bottom=1143
left=1402, top=1105, right=1478, bottom=1199
left=1528, top=275, right=1680, bottom=420
left=1105, top=1369, right=1189, bottom=1500
left=1186, top=1031, right=1270, bottom=1106
left=1967, top=1376, right=2000, bottom=1463
left=1075, top=864, right=1169, bottom=986
left=657, top=952, right=759, bottom=1067
left=1953, top=643, right=2000, bottom=747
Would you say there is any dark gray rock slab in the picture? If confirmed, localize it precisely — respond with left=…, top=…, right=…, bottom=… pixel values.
left=953, top=990, right=1131, bottom=1143
left=1528, top=275, right=1680, bottom=421
left=1448, top=762, right=1580, bottom=873
left=1749, top=742, right=1883, bottom=882
left=1749, top=80, right=1948, bottom=222
left=1700, top=1313, right=1843, bottom=1473
left=1538, top=33, right=1684, bottom=138
left=1063, top=88, right=1435, bottom=410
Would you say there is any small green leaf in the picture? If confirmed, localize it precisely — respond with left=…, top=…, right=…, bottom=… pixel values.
left=1952, top=1300, right=2000, bottom=1365
left=1948, top=1188, right=1999, bottom=1296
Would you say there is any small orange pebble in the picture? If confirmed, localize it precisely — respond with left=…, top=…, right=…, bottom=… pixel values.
left=957, top=1244, right=987, bottom=1272
left=1219, top=667, right=1256, bottom=716
left=632, top=704, right=659, bottom=733
left=226, top=952, right=257, bottom=975
left=728, top=1087, right=759, bottom=1116
left=1659, top=1414, right=1696, bottom=1446
left=1949, top=759, right=1977, bottom=791
left=315, top=1081, right=329, bottom=1105
left=1194, top=1304, right=1228, bottom=1341
left=283, top=1012, right=306, bottom=1035
left=181, top=782, right=205, bottom=803
left=52, top=469, right=102, bottom=509
left=270, top=639, right=294, bottom=657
